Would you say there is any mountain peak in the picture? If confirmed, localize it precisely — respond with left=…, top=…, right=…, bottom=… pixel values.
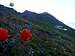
left=41, top=12, right=50, bottom=15
left=0, top=4, right=5, bottom=8
left=0, top=4, right=75, bottom=56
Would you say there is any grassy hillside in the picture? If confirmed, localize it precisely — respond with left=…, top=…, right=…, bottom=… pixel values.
left=0, top=5, right=75, bottom=56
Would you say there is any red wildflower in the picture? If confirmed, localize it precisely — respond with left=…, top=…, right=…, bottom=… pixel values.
left=20, top=27, right=32, bottom=41
left=0, top=27, right=9, bottom=41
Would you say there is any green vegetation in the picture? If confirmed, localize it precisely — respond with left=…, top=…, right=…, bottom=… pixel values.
left=0, top=5, right=75, bottom=56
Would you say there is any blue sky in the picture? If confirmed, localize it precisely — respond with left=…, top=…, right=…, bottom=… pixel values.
left=0, top=0, right=75, bottom=29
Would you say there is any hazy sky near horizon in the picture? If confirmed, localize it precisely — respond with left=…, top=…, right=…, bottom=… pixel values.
left=0, top=0, right=75, bottom=29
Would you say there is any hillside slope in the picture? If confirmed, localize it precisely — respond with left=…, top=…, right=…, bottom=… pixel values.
left=0, top=5, right=75, bottom=56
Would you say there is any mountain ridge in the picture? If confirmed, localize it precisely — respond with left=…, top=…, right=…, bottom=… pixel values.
left=0, top=4, right=75, bottom=56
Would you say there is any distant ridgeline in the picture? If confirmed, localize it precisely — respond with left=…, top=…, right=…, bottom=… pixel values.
left=0, top=4, right=75, bottom=56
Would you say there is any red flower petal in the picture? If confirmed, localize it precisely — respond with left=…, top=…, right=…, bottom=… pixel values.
left=0, top=28, right=9, bottom=41
left=20, top=28, right=32, bottom=41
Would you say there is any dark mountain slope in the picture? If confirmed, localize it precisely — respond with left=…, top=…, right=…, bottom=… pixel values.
left=21, top=10, right=75, bottom=38
left=0, top=5, right=75, bottom=56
